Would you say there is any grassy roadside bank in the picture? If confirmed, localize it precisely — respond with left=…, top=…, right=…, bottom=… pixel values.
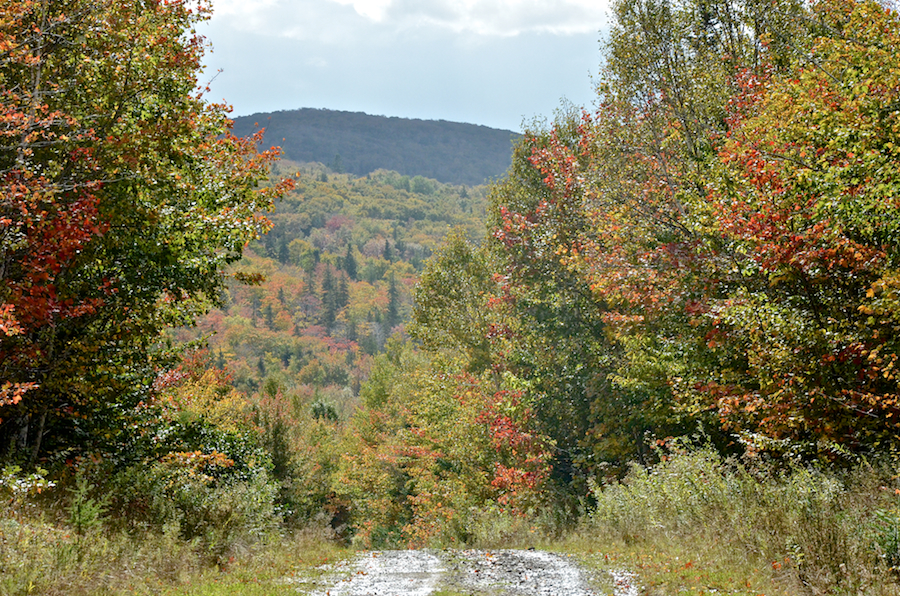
left=0, top=513, right=347, bottom=596
left=559, top=447, right=900, bottom=596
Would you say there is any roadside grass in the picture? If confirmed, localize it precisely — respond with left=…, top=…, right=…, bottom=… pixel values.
left=7, top=447, right=900, bottom=595
left=467, top=505, right=562, bottom=551
left=159, top=530, right=348, bottom=596
left=0, top=511, right=347, bottom=596
left=562, top=535, right=789, bottom=596
left=0, top=458, right=349, bottom=596
left=557, top=446, right=900, bottom=596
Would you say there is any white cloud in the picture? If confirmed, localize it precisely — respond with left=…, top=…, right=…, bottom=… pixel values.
left=207, top=0, right=610, bottom=39
left=207, top=0, right=370, bottom=43
left=381, top=0, right=611, bottom=36
left=329, top=0, right=394, bottom=20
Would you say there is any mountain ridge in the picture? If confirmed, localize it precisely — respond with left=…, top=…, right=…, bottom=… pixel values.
left=230, top=107, right=521, bottom=186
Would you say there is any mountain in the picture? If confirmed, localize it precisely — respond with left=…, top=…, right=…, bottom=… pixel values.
left=230, top=108, right=521, bottom=186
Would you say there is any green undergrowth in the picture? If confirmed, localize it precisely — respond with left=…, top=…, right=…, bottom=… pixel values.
left=559, top=447, right=900, bottom=596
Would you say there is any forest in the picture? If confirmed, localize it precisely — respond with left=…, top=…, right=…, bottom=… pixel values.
left=3, top=0, right=900, bottom=594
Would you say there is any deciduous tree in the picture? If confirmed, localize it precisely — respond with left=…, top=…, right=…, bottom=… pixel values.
left=702, top=0, right=900, bottom=452
left=0, top=0, right=289, bottom=460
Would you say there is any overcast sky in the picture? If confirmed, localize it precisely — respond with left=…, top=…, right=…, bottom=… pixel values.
left=197, top=0, right=612, bottom=133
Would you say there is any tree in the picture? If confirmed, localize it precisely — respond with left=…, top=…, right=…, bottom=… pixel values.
left=700, top=0, right=900, bottom=452
left=385, top=272, right=400, bottom=330
left=344, top=243, right=358, bottom=280
left=0, top=0, right=289, bottom=460
left=278, top=236, right=290, bottom=264
left=320, top=266, right=337, bottom=329
left=410, top=228, right=495, bottom=372
left=330, top=153, right=343, bottom=174
left=499, top=0, right=900, bottom=459
left=463, top=0, right=818, bottom=473
left=335, top=343, right=551, bottom=547
left=488, top=115, right=662, bottom=476
left=336, top=275, right=349, bottom=311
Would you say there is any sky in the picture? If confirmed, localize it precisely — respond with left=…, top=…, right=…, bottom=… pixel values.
left=197, top=0, right=612, bottom=133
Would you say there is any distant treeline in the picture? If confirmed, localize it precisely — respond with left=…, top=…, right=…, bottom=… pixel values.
left=230, top=108, right=521, bottom=186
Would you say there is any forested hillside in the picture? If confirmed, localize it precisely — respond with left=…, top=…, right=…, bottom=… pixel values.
left=230, top=108, right=521, bottom=186
left=5, top=0, right=900, bottom=594
left=176, top=160, right=488, bottom=417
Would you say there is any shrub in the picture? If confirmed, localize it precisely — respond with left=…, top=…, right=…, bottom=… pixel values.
left=110, top=445, right=278, bottom=562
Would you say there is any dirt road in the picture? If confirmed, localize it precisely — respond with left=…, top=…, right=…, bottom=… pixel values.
left=299, top=549, right=638, bottom=596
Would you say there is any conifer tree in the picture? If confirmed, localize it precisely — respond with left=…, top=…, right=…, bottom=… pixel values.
left=386, top=273, right=400, bottom=330
left=344, top=244, right=358, bottom=280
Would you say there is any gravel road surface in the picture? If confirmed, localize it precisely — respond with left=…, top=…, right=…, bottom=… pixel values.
left=301, top=549, right=639, bottom=596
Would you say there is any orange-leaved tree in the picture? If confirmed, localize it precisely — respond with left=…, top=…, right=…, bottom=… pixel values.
left=0, top=0, right=290, bottom=462
left=703, top=0, right=900, bottom=452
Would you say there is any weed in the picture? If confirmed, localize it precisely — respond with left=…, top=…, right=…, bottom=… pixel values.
left=874, top=508, right=900, bottom=573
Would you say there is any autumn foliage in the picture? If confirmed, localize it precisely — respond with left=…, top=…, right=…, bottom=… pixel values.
left=483, top=0, right=900, bottom=463
left=0, top=0, right=289, bottom=459
left=349, top=0, right=900, bottom=537
left=5, top=0, right=900, bottom=568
